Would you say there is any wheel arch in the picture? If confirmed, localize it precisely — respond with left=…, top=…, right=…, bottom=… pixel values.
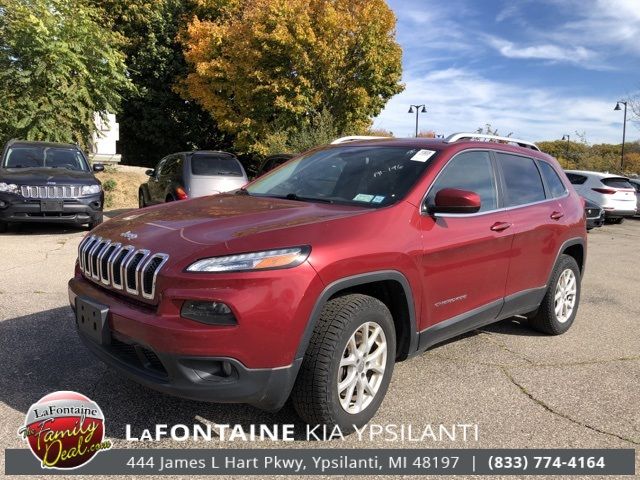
left=558, top=237, right=586, bottom=275
left=295, top=271, right=419, bottom=364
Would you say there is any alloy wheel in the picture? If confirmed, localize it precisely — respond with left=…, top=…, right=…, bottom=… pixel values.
left=554, top=268, right=577, bottom=323
left=337, top=322, right=387, bottom=414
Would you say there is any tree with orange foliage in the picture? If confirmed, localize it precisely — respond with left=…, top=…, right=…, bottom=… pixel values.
left=180, top=0, right=403, bottom=153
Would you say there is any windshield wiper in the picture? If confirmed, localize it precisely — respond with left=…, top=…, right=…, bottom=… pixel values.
left=283, top=193, right=334, bottom=204
left=234, top=187, right=250, bottom=195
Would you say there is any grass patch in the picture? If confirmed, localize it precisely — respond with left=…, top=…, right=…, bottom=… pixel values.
left=95, top=165, right=148, bottom=210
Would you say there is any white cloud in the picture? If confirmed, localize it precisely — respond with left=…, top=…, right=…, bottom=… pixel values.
left=487, top=36, right=595, bottom=64
left=373, top=68, right=631, bottom=143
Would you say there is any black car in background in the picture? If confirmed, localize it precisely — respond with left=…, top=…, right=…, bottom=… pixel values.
left=629, top=178, right=640, bottom=216
left=0, top=140, right=104, bottom=232
left=584, top=199, right=604, bottom=230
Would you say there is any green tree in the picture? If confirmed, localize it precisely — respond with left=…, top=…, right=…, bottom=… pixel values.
left=180, top=0, right=404, bottom=154
left=89, top=0, right=230, bottom=166
left=0, top=0, right=131, bottom=148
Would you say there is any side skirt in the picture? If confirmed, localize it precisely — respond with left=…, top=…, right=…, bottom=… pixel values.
left=416, top=286, right=547, bottom=353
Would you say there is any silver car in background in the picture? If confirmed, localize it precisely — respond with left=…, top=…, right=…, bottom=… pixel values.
left=565, top=170, right=637, bottom=223
left=139, top=151, right=248, bottom=207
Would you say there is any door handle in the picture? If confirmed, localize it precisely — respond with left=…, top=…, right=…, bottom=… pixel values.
left=490, top=221, right=512, bottom=232
left=550, top=211, right=564, bottom=220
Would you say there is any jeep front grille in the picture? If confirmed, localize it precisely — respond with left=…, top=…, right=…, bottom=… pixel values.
left=78, top=235, right=169, bottom=300
left=21, top=185, right=82, bottom=199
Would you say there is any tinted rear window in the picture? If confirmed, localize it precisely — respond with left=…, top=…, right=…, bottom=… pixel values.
left=601, top=177, right=633, bottom=189
left=497, top=153, right=546, bottom=207
left=566, top=173, right=587, bottom=185
left=191, top=154, right=243, bottom=176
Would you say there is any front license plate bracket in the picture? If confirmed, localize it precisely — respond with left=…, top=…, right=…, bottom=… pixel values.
left=75, top=296, right=110, bottom=345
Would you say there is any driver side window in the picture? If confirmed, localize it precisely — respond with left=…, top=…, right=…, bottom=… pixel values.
left=427, top=151, right=497, bottom=212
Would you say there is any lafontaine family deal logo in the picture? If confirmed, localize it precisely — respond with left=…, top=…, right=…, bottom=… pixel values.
left=17, top=391, right=112, bottom=469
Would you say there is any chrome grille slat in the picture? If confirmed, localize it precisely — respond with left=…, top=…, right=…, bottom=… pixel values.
left=141, top=254, right=169, bottom=299
left=77, top=235, right=168, bottom=301
left=125, top=250, right=150, bottom=295
left=20, top=184, right=81, bottom=199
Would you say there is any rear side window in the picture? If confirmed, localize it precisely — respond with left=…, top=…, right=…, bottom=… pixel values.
left=601, top=177, right=633, bottom=189
left=191, top=154, right=243, bottom=176
left=160, top=156, right=182, bottom=177
left=566, top=173, right=587, bottom=185
left=427, top=151, right=497, bottom=212
left=538, top=161, right=567, bottom=198
left=497, top=153, right=546, bottom=207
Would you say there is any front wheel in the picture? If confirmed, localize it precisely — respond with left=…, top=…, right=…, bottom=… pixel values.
left=291, top=294, right=396, bottom=433
left=138, top=190, right=146, bottom=208
left=528, top=254, right=581, bottom=335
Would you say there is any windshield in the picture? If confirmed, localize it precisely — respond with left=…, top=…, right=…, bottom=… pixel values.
left=246, top=146, right=437, bottom=207
left=191, top=154, right=244, bottom=177
left=2, top=146, right=89, bottom=171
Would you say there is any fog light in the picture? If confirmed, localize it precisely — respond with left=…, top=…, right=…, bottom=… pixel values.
left=181, top=300, right=236, bottom=325
left=0, top=200, right=6, bottom=208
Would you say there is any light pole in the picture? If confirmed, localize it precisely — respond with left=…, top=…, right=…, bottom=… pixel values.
left=614, top=101, right=627, bottom=170
left=408, top=104, right=427, bottom=137
left=561, top=134, right=570, bottom=159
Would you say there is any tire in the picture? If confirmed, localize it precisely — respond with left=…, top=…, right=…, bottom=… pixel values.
left=138, top=190, right=146, bottom=208
left=87, top=214, right=103, bottom=230
left=165, top=195, right=175, bottom=203
left=0, top=221, right=7, bottom=233
left=291, top=294, right=396, bottom=433
left=528, top=254, right=581, bottom=335
left=605, top=217, right=624, bottom=224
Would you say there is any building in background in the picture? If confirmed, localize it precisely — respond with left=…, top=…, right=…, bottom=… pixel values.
left=90, top=113, right=121, bottom=164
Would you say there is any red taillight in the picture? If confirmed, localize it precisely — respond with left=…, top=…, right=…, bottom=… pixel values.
left=592, top=188, right=616, bottom=195
left=175, top=187, right=189, bottom=200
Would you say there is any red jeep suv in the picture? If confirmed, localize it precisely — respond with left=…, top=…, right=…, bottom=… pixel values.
left=68, top=134, right=586, bottom=431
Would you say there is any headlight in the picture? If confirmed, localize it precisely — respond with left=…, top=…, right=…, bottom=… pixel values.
left=186, top=246, right=311, bottom=273
left=81, top=185, right=102, bottom=195
left=0, top=182, right=19, bottom=194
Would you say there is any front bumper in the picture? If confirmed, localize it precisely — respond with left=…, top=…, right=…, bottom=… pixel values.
left=586, top=214, right=604, bottom=229
left=0, top=193, right=102, bottom=225
left=68, top=261, right=324, bottom=409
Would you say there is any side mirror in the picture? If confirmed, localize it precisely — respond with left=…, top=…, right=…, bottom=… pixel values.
left=429, top=188, right=481, bottom=214
left=92, top=163, right=104, bottom=172
left=145, top=169, right=155, bottom=177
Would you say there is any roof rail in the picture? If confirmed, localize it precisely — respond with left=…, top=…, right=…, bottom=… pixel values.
left=444, top=132, right=540, bottom=151
left=330, top=135, right=389, bottom=144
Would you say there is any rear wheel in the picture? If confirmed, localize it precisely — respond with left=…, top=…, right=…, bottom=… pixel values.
left=528, top=254, right=581, bottom=335
left=606, top=217, right=624, bottom=224
left=291, top=294, right=395, bottom=433
left=165, top=195, right=175, bottom=203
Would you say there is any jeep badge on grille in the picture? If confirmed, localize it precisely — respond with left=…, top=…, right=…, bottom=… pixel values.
left=120, top=231, right=137, bottom=240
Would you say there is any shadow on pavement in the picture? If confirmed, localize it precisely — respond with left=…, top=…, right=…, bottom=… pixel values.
left=0, top=222, right=86, bottom=236
left=0, top=306, right=306, bottom=440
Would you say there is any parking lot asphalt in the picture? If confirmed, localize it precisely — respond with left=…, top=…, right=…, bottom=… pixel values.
left=1, top=214, right=639, bottom=478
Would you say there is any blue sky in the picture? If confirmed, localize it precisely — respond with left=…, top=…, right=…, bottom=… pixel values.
left=374, top=0, right=640, bottom=143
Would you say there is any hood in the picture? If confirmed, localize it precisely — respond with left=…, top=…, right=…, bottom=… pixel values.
left=94, top=194, right=370, bottom=258
left=0, top=167, right=98, bottom=185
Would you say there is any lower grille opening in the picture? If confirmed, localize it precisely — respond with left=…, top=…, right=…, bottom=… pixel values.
left=110, top=338, right=168, bottom=378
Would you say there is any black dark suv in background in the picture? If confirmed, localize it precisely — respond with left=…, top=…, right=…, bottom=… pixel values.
left=0, top=140, right=104, bottom=232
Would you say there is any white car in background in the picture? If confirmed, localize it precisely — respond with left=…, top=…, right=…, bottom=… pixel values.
left=565, top=170, right=637, bottom=223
